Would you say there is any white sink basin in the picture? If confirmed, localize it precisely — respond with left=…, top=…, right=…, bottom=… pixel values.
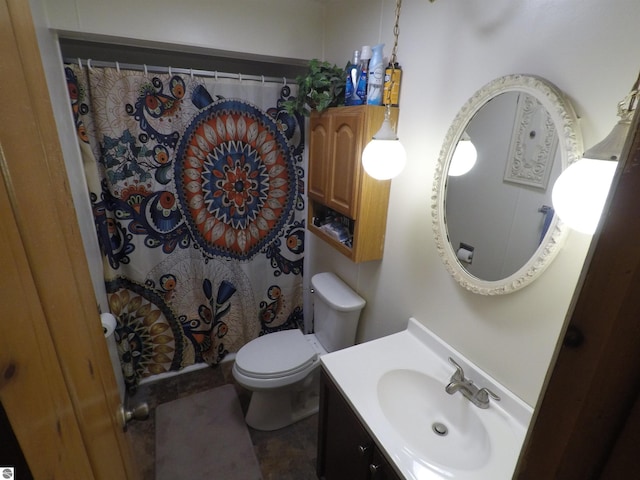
left=321, top=317, right=533, bottom=479
left=377, top=369, right=490, bottom=470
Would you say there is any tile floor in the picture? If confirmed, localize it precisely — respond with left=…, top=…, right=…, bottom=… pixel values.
left=125, top=364, right=319, bottom=480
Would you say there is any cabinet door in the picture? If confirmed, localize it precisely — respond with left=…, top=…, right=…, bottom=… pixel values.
left=319, top=370, right=373, bottom=480
left=309, top=115, right=330, bottom=202
left=326, top=109, right=363, bottom=218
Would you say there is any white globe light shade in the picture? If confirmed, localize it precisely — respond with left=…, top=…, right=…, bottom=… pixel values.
left=551, top=159, right=617, bottom=235
left=448, top=139, right=477, bottom=176
left=361, top=138, right=407, bottom=180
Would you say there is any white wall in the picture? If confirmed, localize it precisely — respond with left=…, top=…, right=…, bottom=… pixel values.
left=319, top=0, right=640, bottom=406
left=37, top=0, right=640, bottom=407
left=29, top=0, right=109, bottom=311
left=35, top=0, right=327, bottom=313
left=43, top=0, right=325, bottom=62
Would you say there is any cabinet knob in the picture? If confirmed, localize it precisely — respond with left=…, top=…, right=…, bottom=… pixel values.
left=563, top=325, right=585, bottom=348
left=369, top=463, right=381, bottom=475
left=358, top=444, right=371, bottom=456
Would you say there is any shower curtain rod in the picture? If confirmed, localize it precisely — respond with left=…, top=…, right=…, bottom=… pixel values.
left=64, top=57, right=296, bottom=85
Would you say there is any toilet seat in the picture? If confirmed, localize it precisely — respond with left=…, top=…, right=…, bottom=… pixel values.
left=234, top=329, right=319, bottom=381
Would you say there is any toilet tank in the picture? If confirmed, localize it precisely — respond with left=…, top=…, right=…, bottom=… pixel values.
left=311, top=272, right=366, bottom=352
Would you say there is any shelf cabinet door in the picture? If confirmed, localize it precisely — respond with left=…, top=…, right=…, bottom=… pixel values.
left=325, top=108, right=363, bottom=218
left=309, top=115, right=330, bottom=202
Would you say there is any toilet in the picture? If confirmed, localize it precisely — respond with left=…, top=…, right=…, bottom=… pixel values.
left=232, top=272, right=365, bottom=431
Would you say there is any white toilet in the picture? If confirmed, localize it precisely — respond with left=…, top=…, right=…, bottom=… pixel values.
left=232, top=272, right=365, bottom=431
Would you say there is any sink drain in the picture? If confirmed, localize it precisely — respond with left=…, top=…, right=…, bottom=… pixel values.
left=432, top=422, right=448, bottom=436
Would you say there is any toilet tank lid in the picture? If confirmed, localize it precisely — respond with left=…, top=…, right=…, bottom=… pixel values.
left=311, top=272, right=366, bottom=312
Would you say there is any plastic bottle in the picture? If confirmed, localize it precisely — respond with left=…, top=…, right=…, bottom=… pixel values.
left=345, top=50, right=362, bottom=106
left=356, top=45, right=372, bottom=105
left=366, top=43, right=385, bottom=105
left=383, top=62, right=402, bottom=106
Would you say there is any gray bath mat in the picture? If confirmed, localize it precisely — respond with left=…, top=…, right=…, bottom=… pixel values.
left=155, top=384, right=262, bottom=480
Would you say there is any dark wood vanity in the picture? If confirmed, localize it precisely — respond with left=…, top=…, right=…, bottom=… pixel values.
left=317, top=368, right=402, bottom=480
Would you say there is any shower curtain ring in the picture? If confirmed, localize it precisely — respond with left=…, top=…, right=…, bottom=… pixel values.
left=169, top=66, right=172, bottom=76
left=77, top=57, right=82, bottom=69
left=87, top=59, right=93, bottom=71
left=116, top=61, right=120, bottom=73
left=144, top=64, right=148, bottom=75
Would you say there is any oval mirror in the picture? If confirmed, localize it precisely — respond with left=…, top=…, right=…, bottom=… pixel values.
left=431, top=75, right=583, bottom=295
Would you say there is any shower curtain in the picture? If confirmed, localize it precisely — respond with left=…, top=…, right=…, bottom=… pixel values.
left=65, top=64, right=305, bottom=393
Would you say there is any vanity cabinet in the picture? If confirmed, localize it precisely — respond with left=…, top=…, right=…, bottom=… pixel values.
left=307, top=106, right=398, bottom=263
left=317, top=368, right=402, bottom=480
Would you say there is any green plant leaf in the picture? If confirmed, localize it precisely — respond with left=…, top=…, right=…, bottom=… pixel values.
left=284, top=59, right=346, bottom=116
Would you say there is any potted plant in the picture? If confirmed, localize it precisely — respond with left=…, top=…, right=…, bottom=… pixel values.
left=283, top=59, right=345, bottom=116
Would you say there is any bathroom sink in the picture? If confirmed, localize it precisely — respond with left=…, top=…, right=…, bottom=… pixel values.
left=321, top=318, right=533, bottom=479
left=377, top=369, right=490, bottom=470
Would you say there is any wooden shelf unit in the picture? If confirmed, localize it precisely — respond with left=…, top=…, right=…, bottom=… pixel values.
left=307, top=105, right=398, bottom=263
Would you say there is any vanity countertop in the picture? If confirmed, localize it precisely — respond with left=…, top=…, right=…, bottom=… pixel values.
left=320, top=317, right=533, bottom=480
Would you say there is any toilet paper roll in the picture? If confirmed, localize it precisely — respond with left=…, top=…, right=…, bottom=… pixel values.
left=101, top=312, right=117, bottom=338
left=456, top=247, right=473, bottom=264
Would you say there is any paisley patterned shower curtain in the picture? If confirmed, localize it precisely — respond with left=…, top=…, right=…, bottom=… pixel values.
left=65, top=64, right=305, bottom=393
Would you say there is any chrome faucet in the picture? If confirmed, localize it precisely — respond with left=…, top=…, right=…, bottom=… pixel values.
left=445, top=357, right=500, bottom=409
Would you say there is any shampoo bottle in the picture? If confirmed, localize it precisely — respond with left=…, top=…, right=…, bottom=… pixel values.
left=345, top=50, right=362, bottom=106
left=366, top=43, right=385, bottom=105
left=356, top=45, right=372, bottom=105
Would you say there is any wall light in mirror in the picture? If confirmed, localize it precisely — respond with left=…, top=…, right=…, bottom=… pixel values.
left=362, top=107, right=407, bottom=180
left=448, top=132, right=477, bottom=177
left=551, top=73, right=638, bottom=235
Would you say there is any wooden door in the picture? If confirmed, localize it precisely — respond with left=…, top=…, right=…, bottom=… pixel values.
left=0, top=1, right=138, bottom=478
left=516, top=106, right=640, bottom=477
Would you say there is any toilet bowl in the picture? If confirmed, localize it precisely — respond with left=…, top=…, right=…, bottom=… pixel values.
left=232, top=272, right=365, bottom=431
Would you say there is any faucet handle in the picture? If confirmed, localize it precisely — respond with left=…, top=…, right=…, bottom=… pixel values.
left=448, top=357, right=465, bottom=381
left=474, top=387, right=501, bottom=408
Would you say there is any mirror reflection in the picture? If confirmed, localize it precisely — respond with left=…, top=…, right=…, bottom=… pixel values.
left=445, top=92, right=562, bottom=281
left=431, top=75, right=583, bottom=295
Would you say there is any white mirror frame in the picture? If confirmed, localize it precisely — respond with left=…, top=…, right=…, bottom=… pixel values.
left=431, top=74, right=583, bottom=295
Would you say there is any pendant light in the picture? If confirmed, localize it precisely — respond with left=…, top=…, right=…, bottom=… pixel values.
left=361, top=0, right=407, bottom=180
left=551, top=72, right=639, bottom=234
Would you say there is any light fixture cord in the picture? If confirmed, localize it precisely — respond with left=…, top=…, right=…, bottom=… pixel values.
left=384, top=0, right=403, bottom=127
left=390, top=0, right=402, bottom=67
left=388, top=0, right=436, bottom=102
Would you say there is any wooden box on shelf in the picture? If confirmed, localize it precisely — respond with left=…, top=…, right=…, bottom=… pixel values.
left=307, top=105, right=399, bottom=263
